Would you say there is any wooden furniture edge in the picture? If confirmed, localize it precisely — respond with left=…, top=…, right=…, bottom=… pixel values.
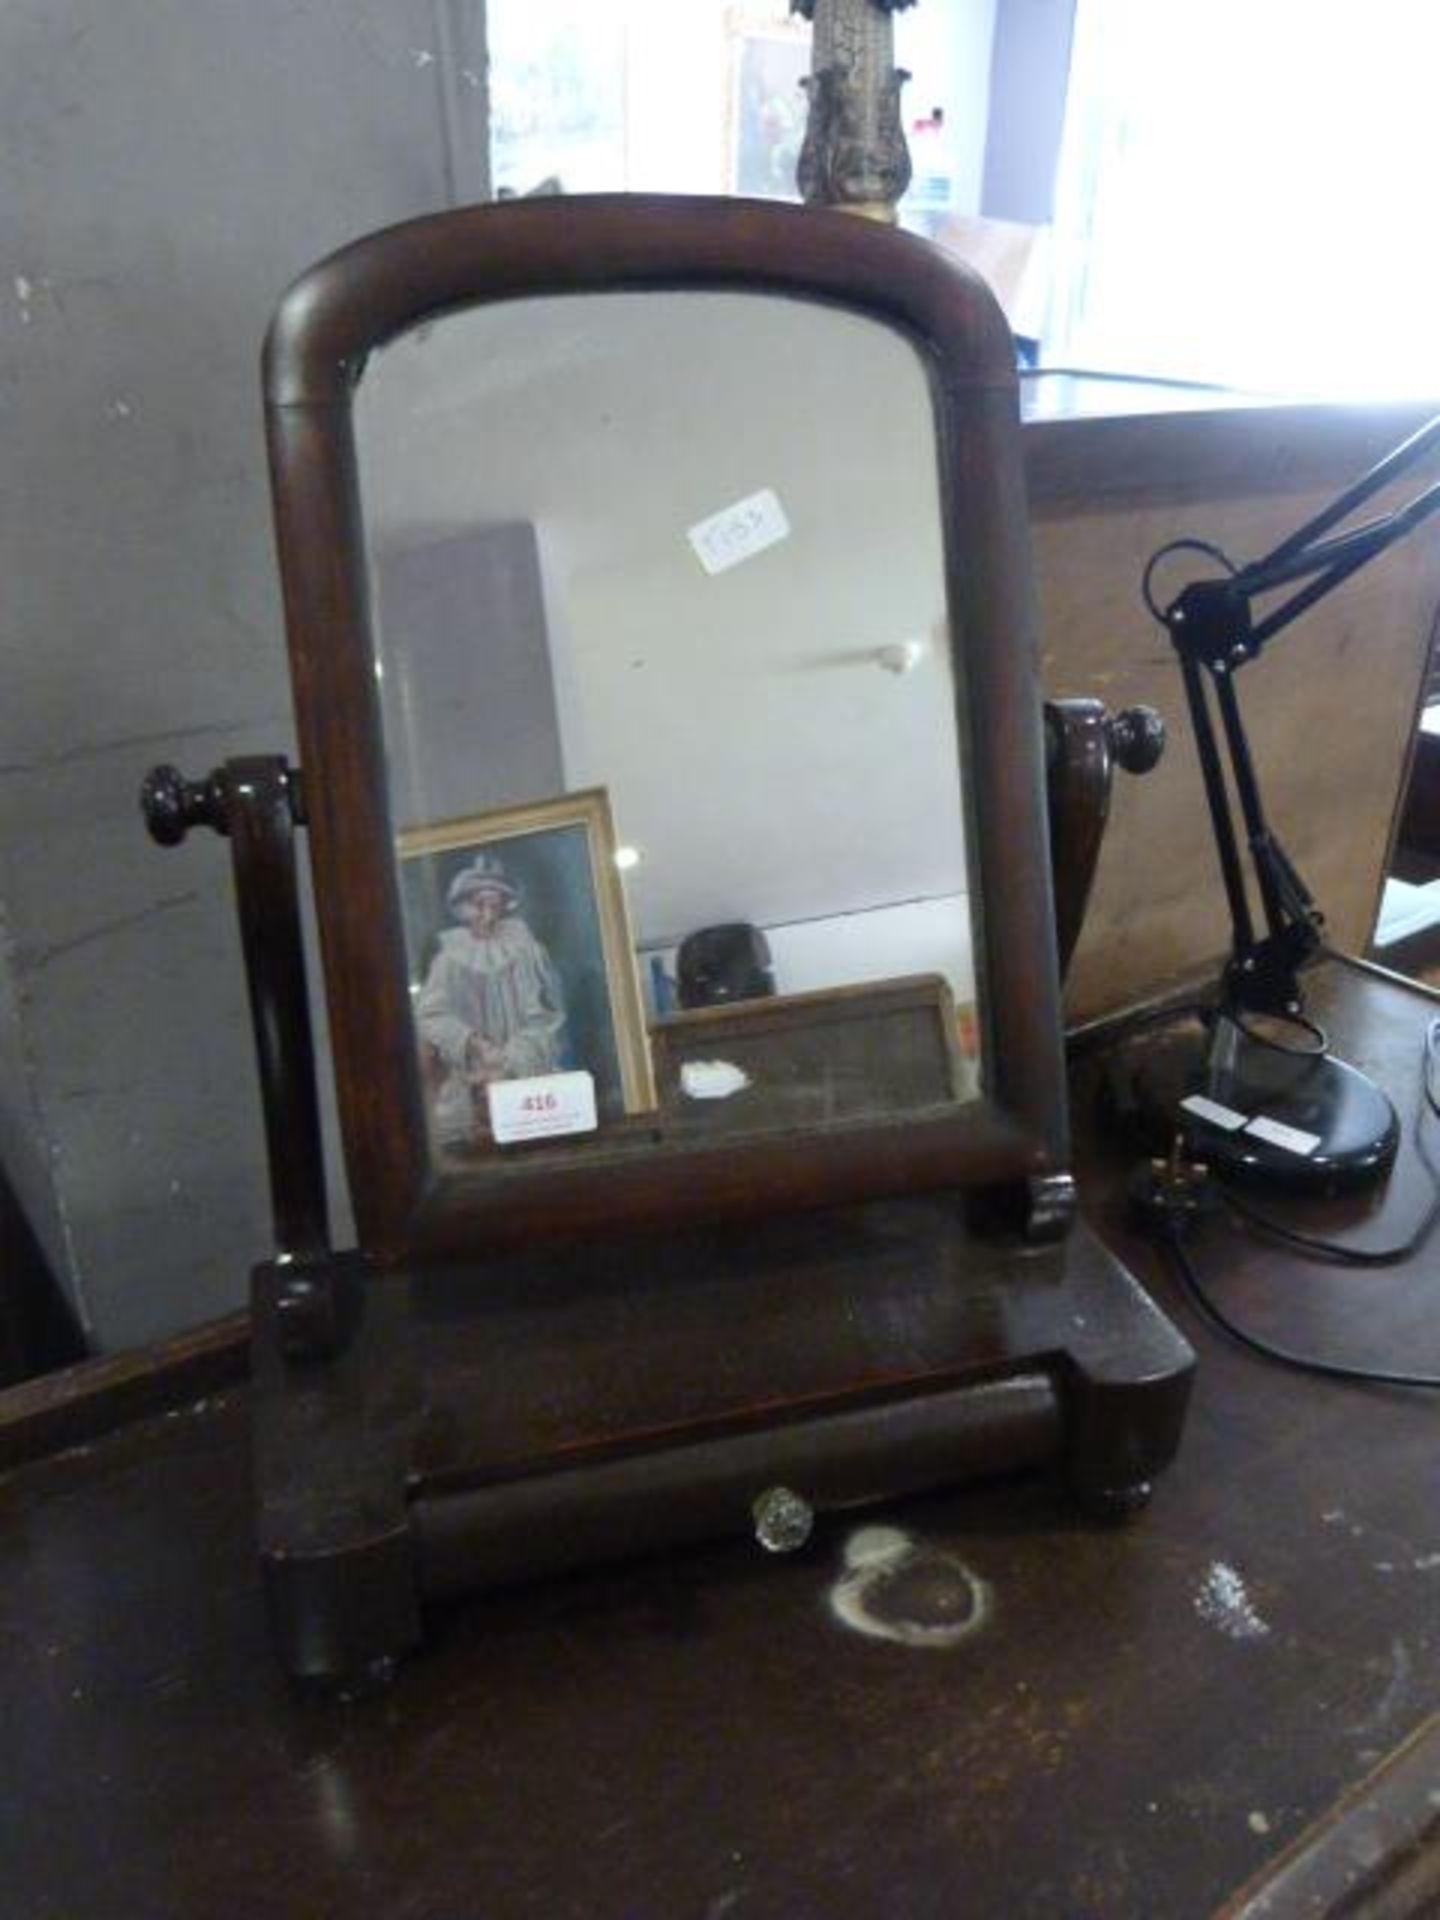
left=0, top=1310, right=251, bottom=1472
left=1215, top=1707, right=1440, bottom=1918
left=1024, top=399, right=1440, bottom=510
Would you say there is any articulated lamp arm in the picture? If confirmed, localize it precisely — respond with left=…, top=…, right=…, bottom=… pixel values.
left=1148, top=413, right=1440, bottom=1021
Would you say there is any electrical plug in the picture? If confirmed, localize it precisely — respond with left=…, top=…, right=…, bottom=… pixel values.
left=1126, top=1137, right=1218, bottom=1242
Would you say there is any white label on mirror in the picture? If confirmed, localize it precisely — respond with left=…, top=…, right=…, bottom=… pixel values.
left=687, top=488, right=790, bottom=576
left=680, top=1059, right=751, bottom=1101
left=489, top=1069, right=598, bottom=1145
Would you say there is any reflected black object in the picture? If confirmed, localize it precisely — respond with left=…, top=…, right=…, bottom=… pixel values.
left=676, top=923, right=776, bottom=1009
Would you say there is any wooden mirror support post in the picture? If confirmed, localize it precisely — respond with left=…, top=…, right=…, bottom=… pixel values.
left=143, top=197, right=1192, bottom=1689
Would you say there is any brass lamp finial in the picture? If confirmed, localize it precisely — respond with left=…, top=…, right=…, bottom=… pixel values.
left=791, top=0, right=917, bottom=222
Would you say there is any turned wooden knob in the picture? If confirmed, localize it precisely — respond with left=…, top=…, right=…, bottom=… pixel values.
left=1108, top=706, right=1166, bottom=776
left=140, top=764, right=230, bottom=846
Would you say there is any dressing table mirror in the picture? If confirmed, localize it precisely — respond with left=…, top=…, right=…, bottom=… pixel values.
left=145, top=194, right=1192, bottom=1686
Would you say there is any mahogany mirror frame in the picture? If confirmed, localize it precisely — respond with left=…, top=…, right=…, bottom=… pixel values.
left=262, top=193, right=1068, bottom=1265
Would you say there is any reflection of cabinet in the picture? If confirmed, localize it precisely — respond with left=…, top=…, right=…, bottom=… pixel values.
left=1374, top=704, right=1440, bottom=975
left=1375, top=626, right=1440, bottom=971
left=1394, top=706, right=1440, bottom=871
left=650, top=974, right=974, bottom=1132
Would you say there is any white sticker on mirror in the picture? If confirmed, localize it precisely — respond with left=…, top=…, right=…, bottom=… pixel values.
left=679, top=1059, right=751, bottom=1101
left=687, top=488, right=790, bottom=576
left=488, top=1069, right=598, bottom=1144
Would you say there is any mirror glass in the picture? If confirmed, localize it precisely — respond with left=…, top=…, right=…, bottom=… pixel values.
left=353, top=290, right=981, bottom=1167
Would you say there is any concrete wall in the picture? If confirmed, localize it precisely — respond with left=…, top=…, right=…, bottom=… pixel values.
left=981, top=0, right=1075, bottom=222
left=0, top=0, right=487, bottom=1350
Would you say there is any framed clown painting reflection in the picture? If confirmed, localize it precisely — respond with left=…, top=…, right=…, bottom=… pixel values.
left=398, top=788, right=656, bottom=1156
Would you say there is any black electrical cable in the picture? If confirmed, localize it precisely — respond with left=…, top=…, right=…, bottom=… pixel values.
left=1140, top=537, right=1238, bottom=624
left=1161, top=1229, right=1440, bottom=1391
left=1219, top=1180, right=1440, bottom=1268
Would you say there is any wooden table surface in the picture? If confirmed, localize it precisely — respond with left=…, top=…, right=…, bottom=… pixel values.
left=5, top=959, right=1440, bottom=1919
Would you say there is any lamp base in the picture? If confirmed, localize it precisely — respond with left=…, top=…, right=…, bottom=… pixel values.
left=1109, top=1013, right=1400, bottom=1197
left=1184, top=1040, right=1399, bottom=1195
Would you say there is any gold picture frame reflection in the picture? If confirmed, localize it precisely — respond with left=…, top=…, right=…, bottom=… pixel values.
left=397, top=789, right=656, bottom=1153
left=727, top=13, right=810, bottom=201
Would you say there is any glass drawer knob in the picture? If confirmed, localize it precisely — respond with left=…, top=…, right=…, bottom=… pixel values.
left=752, top=1486, right=815, bottom=1555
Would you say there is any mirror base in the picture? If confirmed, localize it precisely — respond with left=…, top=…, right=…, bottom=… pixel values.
left=253, top=1211, right=1194, bottom=1684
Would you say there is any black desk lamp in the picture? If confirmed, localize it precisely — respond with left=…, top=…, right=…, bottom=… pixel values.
left=1147, top=413, right=1440, bottom=1193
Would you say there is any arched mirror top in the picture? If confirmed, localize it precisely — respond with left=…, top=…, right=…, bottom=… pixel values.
left=263, top=193, right=1017, bottom=407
